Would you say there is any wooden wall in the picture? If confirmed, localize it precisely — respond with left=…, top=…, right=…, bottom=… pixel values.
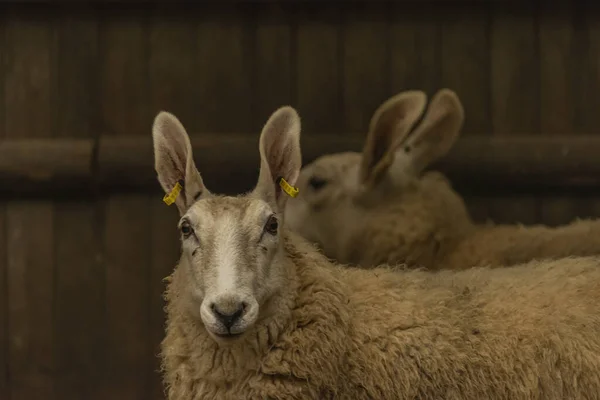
left=1, top=2, right=600, bottom=399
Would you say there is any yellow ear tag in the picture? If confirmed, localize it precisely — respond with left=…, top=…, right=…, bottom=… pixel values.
left=278, top=177, right=299, bottom=198
left=163, top=180, right=184, bottom=206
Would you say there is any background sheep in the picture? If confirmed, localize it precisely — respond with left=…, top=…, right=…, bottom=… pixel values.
left=284, top=89, right=600, bottom=270
left=153, top=105, right=600, bottom=400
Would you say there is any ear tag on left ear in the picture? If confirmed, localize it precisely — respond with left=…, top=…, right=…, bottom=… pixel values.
left=163, top=180, right=184, bottom=206
left=278, top=176, right=299, bottom=198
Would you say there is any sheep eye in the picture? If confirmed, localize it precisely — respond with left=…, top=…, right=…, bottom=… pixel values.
left=180, top=220, right=193, bottom=237
left=264, top=215, right=278, bottom=235
left=308, top=176, right=328, bottom=191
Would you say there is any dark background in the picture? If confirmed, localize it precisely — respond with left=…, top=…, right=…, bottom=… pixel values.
left=2, top=1, right=600, bottom=399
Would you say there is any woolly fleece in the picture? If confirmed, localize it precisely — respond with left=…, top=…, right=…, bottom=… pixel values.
left=161, top=230, right=600, bottom=400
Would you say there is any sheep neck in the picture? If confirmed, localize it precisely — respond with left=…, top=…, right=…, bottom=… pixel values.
left=161, top=239, right=300, bottom=383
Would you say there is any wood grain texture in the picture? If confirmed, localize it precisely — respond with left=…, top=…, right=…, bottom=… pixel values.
left=147, top=9, right=200, bottom=394
left=100, top=10, right=150, bottom=136
left=148, top=4, right=198, bottom=131
left=7, top=202, right=55, bottom=400
left=52, top=8, right=104, bottom=400
left=575, top=4, right=600, bottom=228
left=0, top=134, right=600, bottom=195
left=0, top=10, right=7, bottom=399
left=389, top=3, right=439, bottom=98
left=461, top=194, right=491, bottom=225
left=296, top=4, right=341, bottom=133
left=490, top=6, right=539, bottom=136
left=196, top=4, right=253, bottom=133
left=0, top=139, right=92, bottom=198
left=538, top=4, right=581, bottom=227
left=0, top=22, right=90, bottom=190
left=101, top=10, right=153, bottom=399
left=4, top=9, right=57, bottom=139
left=57, top=8, right=99, bottom=138
left=579, top=4, right=600, bottom=134
left=149, top=201, right=180, bottom=400
left=104, top=195, right=152, bottom=400
left=489, top=5, right=539, bottom=224
left=440, top=4, right=490, bottom=136
left=584, top=198, right=600, bottom=220
left=539, top=4, right=575, bottom=135
left=254, top=3, right=293, bottom=131
left=4, top=8, right=57, bottom=400
left=341, top=2, right=389, bottom=134
left=0, top=204, right=7, bottom=400
left=0, top=9, right=5, bottom=141
left=54, top=202, right=105, bottom=400
left=539, top=196, right=584, bottom=226
left=438, top=4, right=491, bottom=222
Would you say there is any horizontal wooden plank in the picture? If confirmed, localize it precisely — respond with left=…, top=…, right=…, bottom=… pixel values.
left=0, top=139, right=93, bottom=192
left=1, top=134, right=600, bottom=196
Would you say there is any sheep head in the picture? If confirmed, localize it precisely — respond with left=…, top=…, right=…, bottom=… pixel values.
left=284, top=89, right=469, bottom=267
left=152, top=106, right=301, bottom=343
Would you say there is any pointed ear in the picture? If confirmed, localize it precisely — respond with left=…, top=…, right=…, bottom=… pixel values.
left=359, top=90, right=427, bottom=188
left=401, top=88, right=464, bottom=174
left=254, top=106, right=302, bottom=212
left=152, top=111, right=209, bottom=215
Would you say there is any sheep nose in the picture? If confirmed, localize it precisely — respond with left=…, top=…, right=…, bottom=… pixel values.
left=211, top=302, right=245, bottom=330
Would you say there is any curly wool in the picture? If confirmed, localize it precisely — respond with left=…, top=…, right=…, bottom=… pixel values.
left=347, top=172, right=600, bottom=270
left=161, top=232, right=600, bottom=400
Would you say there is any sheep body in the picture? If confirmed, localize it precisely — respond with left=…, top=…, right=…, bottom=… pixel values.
left=161, top=231, right=600, bottom=400
left=346, top=171, right=600, bottom=270
left=285, top=90, right=600, bottom=270
left=446, top=217, right=600, bottom=270
left=153, top=103, right=600, bottom=400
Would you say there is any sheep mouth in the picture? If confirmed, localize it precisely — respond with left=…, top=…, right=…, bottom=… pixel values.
left=214, top=332, right=243, bottom=339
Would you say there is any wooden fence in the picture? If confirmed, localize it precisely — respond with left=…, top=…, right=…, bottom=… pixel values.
left=2, top=1, right=600, bottom=399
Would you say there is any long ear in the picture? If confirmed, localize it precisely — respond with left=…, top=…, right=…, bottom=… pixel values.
left=254, top=106, right=302, bottom=212
left=400, top=88, right=464, bottom=174
left=359, top=90, right=427, bottom=188
left=152, top=111, right=209, bottom=215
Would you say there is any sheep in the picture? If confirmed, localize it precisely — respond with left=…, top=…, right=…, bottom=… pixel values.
left=284, top=88, right=600, bottom=270
left=152, top=105, right=600, bottom=400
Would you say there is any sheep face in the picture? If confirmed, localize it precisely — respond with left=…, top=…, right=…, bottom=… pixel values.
left=284, top=151, right=368, bottom=261
left=284, top=150, right=421, bottom=264
left=153, top=105, right=302, bottom=343
left=285, top=89, right=465, bottom=265
left=178, top=195, right=286, bottom=342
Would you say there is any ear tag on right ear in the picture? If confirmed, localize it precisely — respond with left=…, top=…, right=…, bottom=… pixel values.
left=163, top=180, right=184, bottom=206
left=278, top=176, right=299, bottom=198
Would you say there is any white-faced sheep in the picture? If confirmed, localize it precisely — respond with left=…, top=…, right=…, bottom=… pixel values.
left=153, top=106, right=600, bottom=400
left=284, top=89, right=600, bottom=270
